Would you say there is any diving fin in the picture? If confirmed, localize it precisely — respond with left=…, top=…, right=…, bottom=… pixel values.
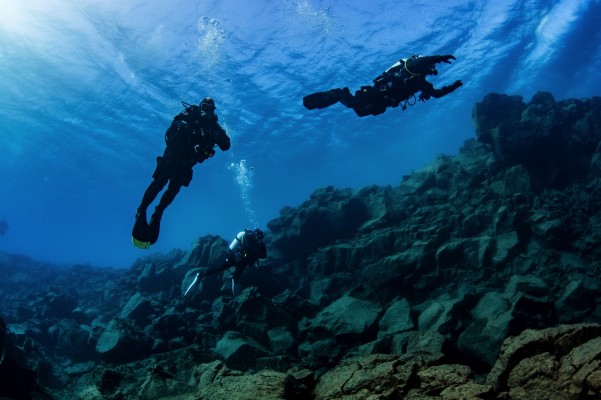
left=147, top=213, right=161, bottom=245
left=132, top=236, right=151, bottom=249
left=303, top=89, right=345, bottom=110
left=132, top=210, right=162, bottom=248
left=183, top=273, right=200, bottom=297
left=132, top=213, right=152, bottom=249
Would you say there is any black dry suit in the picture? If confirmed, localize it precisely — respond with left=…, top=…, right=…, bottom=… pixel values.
left=138, top=102, right=231, bottom=221
left=132, top=100, right=231, bottom=248
left=163, top=102, right=231, bottom=173
left=303, top=54, right=463, bottom=117
left=347, top=55, right=463, bottom=117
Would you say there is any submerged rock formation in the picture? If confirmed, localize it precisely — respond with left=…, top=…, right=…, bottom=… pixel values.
left=1, top=91, right=601, bottom=399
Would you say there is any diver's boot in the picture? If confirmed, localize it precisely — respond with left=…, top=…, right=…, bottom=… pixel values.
left=135, top=207, right=147, bottom=221
left=147, top=207, right=164, bottom=245
left=132, top=207, right=151, bottom=248
left=149, top=206, right=163, bottom=226
left=303, top=88, right=347, bottom=110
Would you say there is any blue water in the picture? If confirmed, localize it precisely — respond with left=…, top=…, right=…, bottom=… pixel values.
left=1, top=0, right=600, bottom=268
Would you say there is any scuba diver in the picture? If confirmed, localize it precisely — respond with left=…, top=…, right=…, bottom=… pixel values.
left=132, top=97, right=231, bottom=249
left=184, top=228, right=268, bottom=297
left=303, top=54, right=463, bottom=117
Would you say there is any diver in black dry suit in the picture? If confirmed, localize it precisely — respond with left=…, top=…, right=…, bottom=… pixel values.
left=132, top=97, right=231, bottom=249
left=303, top=54, right=463, bottom=117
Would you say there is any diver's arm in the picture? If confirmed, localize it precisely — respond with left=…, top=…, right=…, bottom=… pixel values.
left=419, top=80, right=463, bottom=100
left=214, top=124, right=231, bottom=151
left=257, top=242, right=267, bottom=259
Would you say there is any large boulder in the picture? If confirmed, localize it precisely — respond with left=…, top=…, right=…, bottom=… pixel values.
left=378, top=297, right=413, bottom=338
left=268, top=186, right=374, bottom=259
left=118, top=292, right=154, bottom=327
left=214, top=331, right=270, bottom=371
left=132, top=250, right=187, bottom=293
left=487, top=323, right=601, bottom=399
left=472, top=92, right=601, bottom=190
left=49, top=319, right=96, bottom=361
left=95, top=319, right=153, bottom=364
left=303, top=294, right=382, bottom=346
left=192, top=360, right=313, bottom=400
left=457, top=292, right=513, bottom=367
left=314, top=354, right=491, bottom=400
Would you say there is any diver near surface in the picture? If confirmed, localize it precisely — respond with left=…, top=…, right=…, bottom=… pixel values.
left=303, top=54, right=463, bottom=117
left=132, top=97, right=231, bottom=249
left=183, top=228, right=267, bottom=297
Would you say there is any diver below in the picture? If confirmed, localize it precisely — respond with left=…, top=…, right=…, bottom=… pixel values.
left=303, top=54, right=463, bottom=117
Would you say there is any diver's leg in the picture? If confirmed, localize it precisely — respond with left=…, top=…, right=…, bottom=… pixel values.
left=138, top=179, right=166, bottom=218
left=337, top=87, right=355, bottom=108
left=150, top=180, right=181, bottom=224
left=349, top=86, right=387, bottom=117
left=303, top=88, right=353, bottom=110
left=149, top=166, right=192, bottom=224
left=230, top=265, right=244, bottom=296
left=144, top=180, right=182, bottom=245
left=133, top=175, right=167, bottom=245
left=137, top=156, right=169, bottom=219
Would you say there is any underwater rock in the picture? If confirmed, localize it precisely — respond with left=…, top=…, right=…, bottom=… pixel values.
left=42, top=290, right=78, bottom=319
left=487, top=323, right=601, bottom=399
left=297, top=337, right=346, bottom=370
left=0, top=316, right=49, bottom=399
left=457, top=292, right=512, bottom=367
left=591, top=141, right=601, bottom=176
left=303, top=294, right=382, bottom=346
left=503, top=274, right=550, bottom=300
left=267, top=326, right=296, bottom=354
left=118, top=292, right=154, bottom=327
left=555, top=279, right=600, bottom=323
left=214, top=330, right=270, bottom=370
left=417, top=294, right=465, bottom=333
left=51, top=319, right=96, bottom=361
left=268, top=186, right=375, bottom=259
left=95, top=367, right=123, bottom=396
left=193, top=360, right=303, bottom=400
left=186, top=234, right=230, bottom=269
left=473, top=91, right=601, bottom=190
left=378, top=297, right=413, bottom=338
left=403, top=330, right=446, bottom=360
left=152, top=305, right=190, bottom=344
left=314, top=354, right=418, bottom=400
left=133, top=249, right=187, bottom=293
left=95, top=319, right=152, bottom=364
left=472, top=93, right=526, bottom=142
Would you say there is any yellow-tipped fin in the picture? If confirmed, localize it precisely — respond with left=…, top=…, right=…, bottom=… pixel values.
left=132, top=236, right=151, bottom=249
